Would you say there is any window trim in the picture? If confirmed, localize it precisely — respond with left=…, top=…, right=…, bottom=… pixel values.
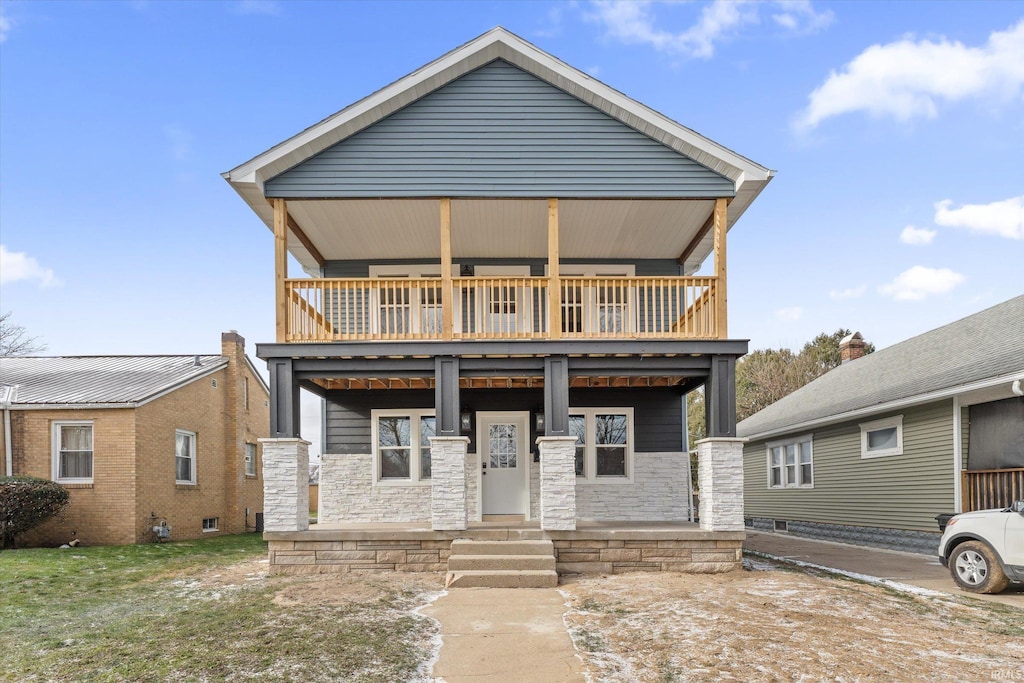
left=371, top=409, right=436, bottom=486
left=860, top=415, right=904, bottom=459
left=244, top=442, right=257, bottom=477
left=765, top=434, right=814, bottom=489
left=568, top=407, right=634, bottom=483
left=175, top=429, right=197, bottom=485
left=52, top=420, right=94, bottom=484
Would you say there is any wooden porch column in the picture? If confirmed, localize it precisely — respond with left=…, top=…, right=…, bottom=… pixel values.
left=440, top=198, right=453, bottom=341
left=273, top=198, right=289, bottom=343
left=713, top=197, right=728, bottom=339
left=548, top=198, right=562, bottom=339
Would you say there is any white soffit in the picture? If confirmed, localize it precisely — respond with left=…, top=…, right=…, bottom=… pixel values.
left=290, top=198, right=713, bottom=262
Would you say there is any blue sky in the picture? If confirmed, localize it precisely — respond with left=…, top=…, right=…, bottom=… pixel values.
left=2, top=1, right=1022, bottom=452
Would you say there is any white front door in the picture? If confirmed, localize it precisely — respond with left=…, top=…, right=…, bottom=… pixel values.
left=480, top=412, right=530, bottom=516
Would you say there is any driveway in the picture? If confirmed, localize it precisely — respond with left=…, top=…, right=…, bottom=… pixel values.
left=744, top=530, right=1024, bottom=608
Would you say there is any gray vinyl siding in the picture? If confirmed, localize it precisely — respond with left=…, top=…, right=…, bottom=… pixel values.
left=325, top=387, right=682, bottom=454
left=323, top=258, right=683, bottom=278
left=743, top=400, right=957, bottom=533
left=265, top=60, right=734, bottom=199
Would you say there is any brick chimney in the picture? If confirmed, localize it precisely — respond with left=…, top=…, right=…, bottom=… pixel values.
left=839, top=332, right=866, bottom=364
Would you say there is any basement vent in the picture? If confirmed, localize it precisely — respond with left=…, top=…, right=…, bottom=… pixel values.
left=744, top=518, right=753, bottom=528
left=774, top=520, right=788, bottom=533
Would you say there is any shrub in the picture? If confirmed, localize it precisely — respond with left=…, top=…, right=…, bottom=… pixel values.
left=0, top=476, right=70, bottom=549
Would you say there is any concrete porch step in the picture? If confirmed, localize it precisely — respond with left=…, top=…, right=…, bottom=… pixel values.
left=450, top=539, right=554, bottom=556
left=448, top=554, right=556, bottom=572
left=445, top=569, right=559, bottom=588
left=446, top=538, right=558, bottom=588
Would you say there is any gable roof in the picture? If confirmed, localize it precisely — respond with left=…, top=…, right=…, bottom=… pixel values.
left=0, top=355, right=229, bottom=408
left=223, top=27, right=774, bottom=273
left=737, top=296, right=1024, bottom=440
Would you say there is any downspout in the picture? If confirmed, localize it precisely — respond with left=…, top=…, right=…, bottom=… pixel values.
left=682, top=394, right=693, bottom=523
left=952, top=396, right=962, bottom=513
left=3, top=403, right=12, bottom=477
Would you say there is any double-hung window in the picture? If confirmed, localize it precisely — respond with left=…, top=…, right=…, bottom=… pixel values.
left=767, top=435, right=813, bottom=488
left=175, top=430, right=197, bottom=484
left=569, top=408, right=633, bottom=480
left=373, top=410, right=435, bottom=483
left=860, top=415, right=903, bottom=458
left=53, top=421, right=94, bottom=483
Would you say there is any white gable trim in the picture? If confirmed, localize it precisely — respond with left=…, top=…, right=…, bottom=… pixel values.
left=224, top=27, right=772, bottom=191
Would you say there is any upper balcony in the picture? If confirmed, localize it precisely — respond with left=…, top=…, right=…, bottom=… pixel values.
left=223, top=29, right=774, bottom=348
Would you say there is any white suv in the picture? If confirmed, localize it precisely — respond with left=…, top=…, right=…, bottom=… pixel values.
left=939, top=500, right=1024, bottom=594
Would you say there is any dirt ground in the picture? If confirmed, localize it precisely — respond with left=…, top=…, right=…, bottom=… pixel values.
left=559, top=558, right=1024, bottom=683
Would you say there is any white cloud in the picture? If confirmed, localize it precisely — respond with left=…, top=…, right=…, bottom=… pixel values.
left=234, top=0, right=281, bottom=16
left=775, top=306, right=803, bottom=321
left=934, top=195, right=1024, bottom=240
left=534, top=5, right=566, bottom=39
left=586, top=0, right=831, bottom=60
left=829, top=285, right=866, bottom=300
left=899, top=225, right=937, bottom=246
left=0, top=245, right=61, bottom=287
left=771, top=0, right=833, bottom=34
left=0, top=10, right=12, bottom=43
left=878, top=266, right=964, bottom=301
left=163, top=125, right=192, bottom=161
left=796, top=19, right=1024, bottom=129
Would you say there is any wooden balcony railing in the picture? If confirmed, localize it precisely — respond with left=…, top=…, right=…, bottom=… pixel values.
left=962, top=468, right=1024, bottom=512
left=284, top=276, right=718, bottom=342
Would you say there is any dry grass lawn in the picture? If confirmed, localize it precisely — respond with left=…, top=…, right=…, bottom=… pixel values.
left=560, top=558, right=1024, bottom=682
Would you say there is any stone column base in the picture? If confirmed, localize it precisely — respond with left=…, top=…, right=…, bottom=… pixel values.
left=259, top=438, right=311, bottom=532
left=430, top=436, right=470, bottom=531
left=537, top=436, right=577, bottom=531
left=696, top=437, right=744, bottom=532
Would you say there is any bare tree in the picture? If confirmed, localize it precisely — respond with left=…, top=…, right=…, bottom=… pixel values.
left=0, top=312, right=47, bottom=356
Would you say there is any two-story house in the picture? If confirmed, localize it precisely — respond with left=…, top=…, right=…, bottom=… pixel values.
left=224, top=28, right=774, bottom=581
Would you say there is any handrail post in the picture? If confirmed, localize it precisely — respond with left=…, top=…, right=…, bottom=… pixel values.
left=274, top=198, right=288, bottom=343
left=548, top=198, right=561, bottom=338
left=440, top=198, right=454, bottom=341
left=713, top=197, right=728, bottom=339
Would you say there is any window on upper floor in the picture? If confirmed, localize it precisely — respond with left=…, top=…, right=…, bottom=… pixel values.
left=767, top=435, right=813, bottom=488
left=175, top=430, right=197, bottom=484
left=52, top=421, right=94, bottom=483
left=860, top=415, right=903, bottom=458
left=569, top=408, right=633, bottom=481
left=372, top=410, right=435, bottom=484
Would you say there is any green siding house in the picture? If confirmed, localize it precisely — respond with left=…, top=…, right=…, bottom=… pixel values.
left=737, top=296, right=1024, bottom=554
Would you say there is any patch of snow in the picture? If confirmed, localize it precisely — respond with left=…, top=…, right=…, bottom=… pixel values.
left=749, top=551, right=948, bottom=598
left=410, top=589, right=446, bottom=683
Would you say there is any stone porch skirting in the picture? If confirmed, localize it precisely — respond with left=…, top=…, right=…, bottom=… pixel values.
left=265, top=523, right=744, bottom=575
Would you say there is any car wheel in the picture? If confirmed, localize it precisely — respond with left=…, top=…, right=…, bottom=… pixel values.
left=949, top=541, right=1010, bottom=594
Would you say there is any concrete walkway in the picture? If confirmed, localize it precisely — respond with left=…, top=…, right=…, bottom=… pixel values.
left=745, top=530, right=1024, bottom=608
left=421, top=587, right=585, bottom=682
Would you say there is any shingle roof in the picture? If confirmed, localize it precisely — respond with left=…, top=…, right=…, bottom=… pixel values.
left=737, top=296, right=1024, bottom=439
left=0, top=355, right=228, bottom=406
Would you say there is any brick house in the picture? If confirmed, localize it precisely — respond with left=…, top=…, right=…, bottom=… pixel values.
left=224, top=28, right=774, bottom=582
left=0, top=332, right=270, bottom=546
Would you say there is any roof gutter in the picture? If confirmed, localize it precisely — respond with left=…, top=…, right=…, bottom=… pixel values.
left=739, top=370, right=1024, bottom=442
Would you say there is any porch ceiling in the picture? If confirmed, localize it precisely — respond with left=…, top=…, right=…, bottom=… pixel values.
left=283, top=197, right=716, bottom=271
